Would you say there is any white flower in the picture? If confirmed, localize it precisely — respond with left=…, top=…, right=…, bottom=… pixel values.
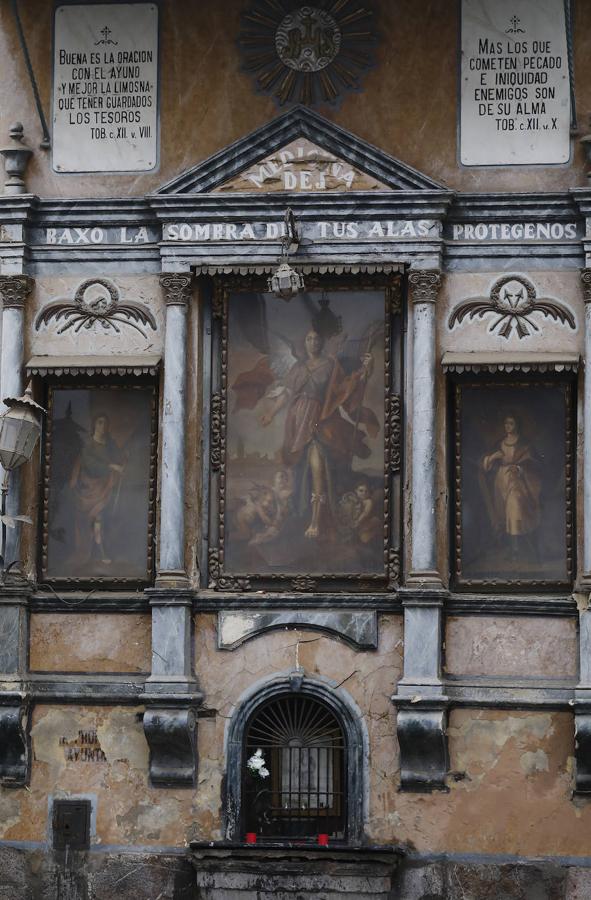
left=247, top=749, right=269, bottom=778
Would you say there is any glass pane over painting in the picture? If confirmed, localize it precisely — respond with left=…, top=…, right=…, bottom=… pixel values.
left=455, top=380, right=573, bottom=589
left=43, top=386, right=155, bottom=584
left=224, top=290, right=387, bottom=578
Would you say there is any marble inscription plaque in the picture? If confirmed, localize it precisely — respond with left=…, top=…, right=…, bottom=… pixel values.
left=53, top=3, right=158, bottom=172
left=460, top=0, right=570, bottom=166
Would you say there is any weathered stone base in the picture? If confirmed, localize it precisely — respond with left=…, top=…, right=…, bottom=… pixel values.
left=190, top=844, right=402, bottom=899
left=0, top=845, right=195, bottom=900
left=398, top=856, right=591, bottom=899
left=3, top=845, right=591, bottom=899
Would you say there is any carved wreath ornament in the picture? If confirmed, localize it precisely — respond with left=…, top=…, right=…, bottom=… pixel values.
left=239, top=1, right=376, bottom=107
left=35, top=278, right=157, bottom=338
left=448, top=275, right=575, bottom=340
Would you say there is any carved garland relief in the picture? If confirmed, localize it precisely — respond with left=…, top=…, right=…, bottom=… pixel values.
left=35, top=278, right=157, bottom=339
left=449, top=275, right=576, bottom=340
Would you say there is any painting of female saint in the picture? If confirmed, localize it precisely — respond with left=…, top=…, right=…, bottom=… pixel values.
left=454, top=381, right=573, bottom=588
left=43, top=386, right=155, bottom=583
left=223, top=290, right=387, bottom=577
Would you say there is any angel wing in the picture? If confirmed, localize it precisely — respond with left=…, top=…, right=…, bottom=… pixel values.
left=115, top=303, right=157, bottom=331
left=267, top=330, right=298, bottom=378
left=448, top=299, right=495, bottom=329
left=34, top=301, right=80, bottom=330
left=231, top=330, right=297, bottom=411
left=534, top=299, right=576, bottom=329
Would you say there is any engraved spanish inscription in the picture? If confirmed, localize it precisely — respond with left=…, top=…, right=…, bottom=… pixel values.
left=460, top=0, right=570, bottom=166
left=53, top=3, right=158, bottom=172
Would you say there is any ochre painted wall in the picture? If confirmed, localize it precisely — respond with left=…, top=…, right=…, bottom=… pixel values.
left=29, top=614, right=151, bottom=673
left=1, top=617, right=586, bottom=855
left=1, top=0, right=590, bottom=198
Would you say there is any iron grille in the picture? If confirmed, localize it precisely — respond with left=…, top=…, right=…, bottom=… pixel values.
left=243, top=694, right=347, bottom=841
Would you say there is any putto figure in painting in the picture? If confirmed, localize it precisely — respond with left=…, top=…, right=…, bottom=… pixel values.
left=225, top=290, right=385, bottom=576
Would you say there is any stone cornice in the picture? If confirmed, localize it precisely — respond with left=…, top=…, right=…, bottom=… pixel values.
left=147, top=190, right=455, bottom=221
left=0, top=190, right=586, bottom=274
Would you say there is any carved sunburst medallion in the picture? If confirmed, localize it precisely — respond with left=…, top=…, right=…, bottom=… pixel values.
left=240, top=1, right=377, bottom=107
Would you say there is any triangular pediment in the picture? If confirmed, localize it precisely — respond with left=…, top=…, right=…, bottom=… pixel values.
left=157, top=107, right=445, bottom=194
left=214, top=138, right=389, bottom=193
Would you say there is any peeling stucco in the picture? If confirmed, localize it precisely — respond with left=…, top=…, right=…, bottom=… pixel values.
left=29, top=614, right=151, bottom=674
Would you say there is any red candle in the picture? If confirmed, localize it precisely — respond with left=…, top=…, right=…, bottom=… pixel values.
left=317, top=833, right=329, bottom=846
left=245, top=832, right=257, bottom=844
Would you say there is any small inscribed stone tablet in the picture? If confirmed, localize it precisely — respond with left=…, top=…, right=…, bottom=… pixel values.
left=53, top=3, right=158, bottom=173
left=460, top=0, right=570, bottom=166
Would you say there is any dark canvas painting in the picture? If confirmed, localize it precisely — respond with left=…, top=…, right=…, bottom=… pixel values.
left=43, top=386, right=155, bottom=583
left=223, top=290, right=387, bottom=577
left=455, top=381, right=573, bottom=588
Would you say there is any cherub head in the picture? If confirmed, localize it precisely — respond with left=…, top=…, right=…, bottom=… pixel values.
left=273, top=469, right=290, bottom=492
left=354, top=479, right=371, bottom=502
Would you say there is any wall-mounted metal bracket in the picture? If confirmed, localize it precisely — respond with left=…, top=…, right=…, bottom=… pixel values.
left=574, top=703, right=591, bottom=793
left=0, top=693, right=30, bottom=786
left=396, top=702, right=449, bottom=792
left=143, top=703, right=200, bottom=787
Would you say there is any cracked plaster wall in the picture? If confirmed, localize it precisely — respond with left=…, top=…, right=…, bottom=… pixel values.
left=378, top=709, right=589, bottom=857
left=29, top=613, right=151, bottom=673
left=194, top=613, right=404, bottom=843
left=1, top=631, right=591, bottom=858
left=0, top=705, right=200, bottom=847
left=0, top=678, right=589, bottom=858
left=445, top=615, right=578, bottom=678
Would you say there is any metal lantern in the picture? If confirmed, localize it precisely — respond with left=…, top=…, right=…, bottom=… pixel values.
left=268, top=261, right=306, bottom=301
left=0, top=383, right=45, bottom=472
left=268, top=207, right=305, bottom=301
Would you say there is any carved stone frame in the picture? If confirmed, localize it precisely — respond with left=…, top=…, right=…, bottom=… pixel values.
left=206, top=274, right=403, bottom=593
left=40, top=381, right=158, bottom=588
left=451, top=376, right=575, bottom=592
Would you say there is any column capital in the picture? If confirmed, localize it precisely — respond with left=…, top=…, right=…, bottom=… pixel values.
left=408, top=269, right=442, bottom=305
left=159, top=272, right=193, bottom=307
left=581, top=269, right=591, bottom=302
left=0, top=275, right=34, bottom=310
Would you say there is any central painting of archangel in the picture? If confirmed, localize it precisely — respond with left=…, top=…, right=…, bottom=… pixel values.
left=223, top=290, right=387, bottom=577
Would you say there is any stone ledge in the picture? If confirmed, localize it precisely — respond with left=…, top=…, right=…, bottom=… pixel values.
left=189, top=842, right=403, bottom=899
left=218, top=609, right=378, bottom=650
